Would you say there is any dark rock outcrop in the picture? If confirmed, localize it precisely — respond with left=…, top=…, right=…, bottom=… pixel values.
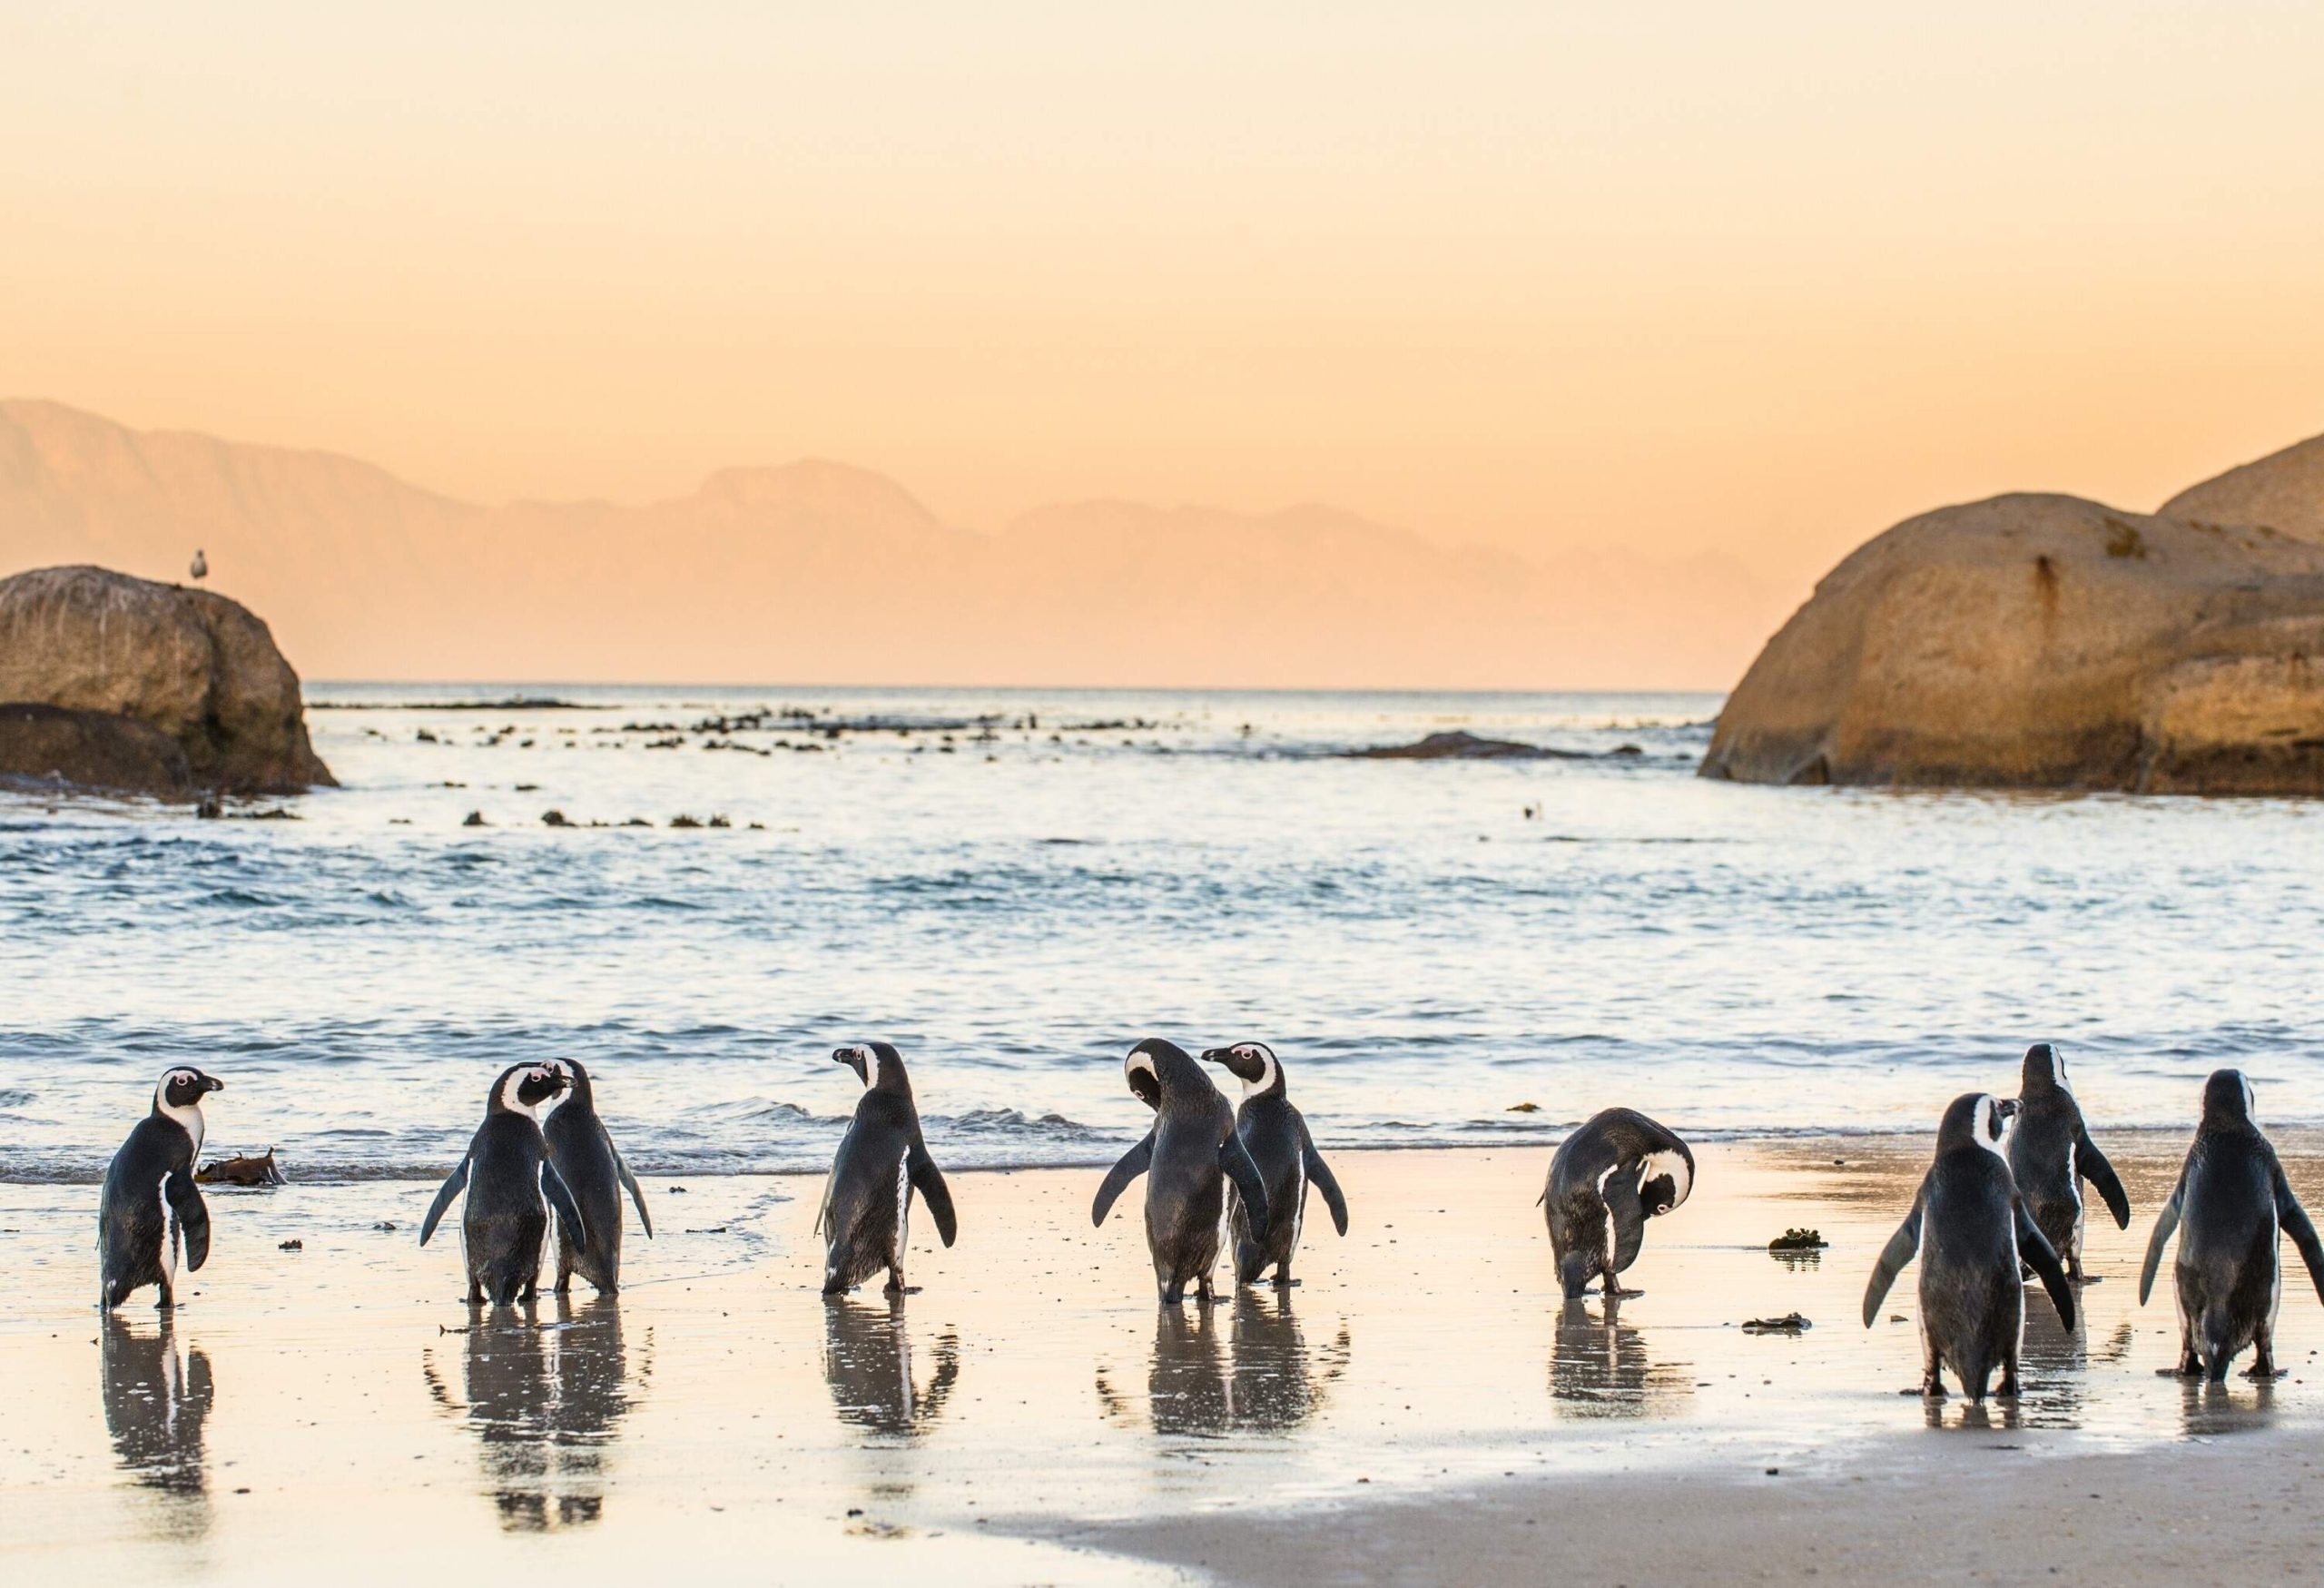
left=0, top=703, right=193, bottom=796
left=1349, top=731, right=1587, bottom=760
left=0, top=565, right=333, bottom=796
left=1700, top=494, right=2324, bottom=794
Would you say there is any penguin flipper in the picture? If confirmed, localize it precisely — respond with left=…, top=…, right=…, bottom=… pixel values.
left=1301, top=1125, right=1349, bottom=1237
left=2139, top=1177, right=2184, bottom=1306
left=2014, top=1201, right=2077, bottom=1329
left=1092, top=1129, right=1155, bottom=1227
left=1221, top=1133, right=1270, bottom=1236
left=2076, top=1129, right=2132, bottom=1230
left=419, top=1155, right=471, bottom=1247
left=909, top=1142, right=959, bottom=1247
left=540, top=1159, right=587, bottom=1253
left=1604, top=1168, right=1648, bottom=1274
left=612, top=1143, right=653, bottom=1238
left=166, top=1167, right=212, bottom=1272
left=1862, top=1195, right=1923, bottom=1327
left=2271, top=1169, right=2324, bottom=1304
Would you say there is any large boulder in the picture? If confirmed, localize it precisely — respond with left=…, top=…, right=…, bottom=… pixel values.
left=2162, top=434, right=2324, bottom=546
left=1699, top=495, right=2324, bottom=794
left=0, top=565, right=334, bottom=795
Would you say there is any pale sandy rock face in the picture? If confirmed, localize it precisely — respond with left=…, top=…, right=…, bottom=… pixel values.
left=1699, top=495, right=2324, bottom=794
left=2162, top=434, right=2324, bottom=547
left=0, top=565, right=333, bottom=794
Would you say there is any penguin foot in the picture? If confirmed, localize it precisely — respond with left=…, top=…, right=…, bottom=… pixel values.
left=1272, top=1276, right=1302, bottom=1288
left=2154, top=1365, right=2205, bottom=1378
left=1602, top=1286, right=1644, bottom=1299
left=1918, top=1378, right=1945, bottom=1400
left=2242, top=1365, right=2288, bottom=1381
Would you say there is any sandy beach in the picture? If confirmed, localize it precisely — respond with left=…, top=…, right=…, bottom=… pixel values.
left=6, top=1136, right=2322, bottom=1584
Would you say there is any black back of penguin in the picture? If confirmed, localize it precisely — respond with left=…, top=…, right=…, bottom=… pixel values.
left=2006, top=1041, right=2130, bottom=1277
left=420, top=1062, right=586, bottom=1306
left=1540, top=1107, right=1694, bottom=1299
left=817, top=1041, right=957, bottom=1294
left=98, top=1067, right=225, bottom=1308
left=540, top=1058, right=653, bottom=1294
left=1203, top=1041, right=1349, bottom=1284
left=1090, top=1039, right=1271, bottom=1303
left=2140, top=1070, right=2324, bottom=1379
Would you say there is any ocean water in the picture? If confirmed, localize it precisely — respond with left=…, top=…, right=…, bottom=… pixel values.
left=3, top=685, right=2320, bottom=1183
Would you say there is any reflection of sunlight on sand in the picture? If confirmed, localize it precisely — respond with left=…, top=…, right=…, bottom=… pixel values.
left=102, top=1312, right=213, bottom=1540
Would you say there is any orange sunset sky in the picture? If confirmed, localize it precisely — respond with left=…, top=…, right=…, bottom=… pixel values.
left=4, top=4, right=2322, bottom=687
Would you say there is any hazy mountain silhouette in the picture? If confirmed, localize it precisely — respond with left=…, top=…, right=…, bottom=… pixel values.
left=0, top=399, right=1777, bottom=687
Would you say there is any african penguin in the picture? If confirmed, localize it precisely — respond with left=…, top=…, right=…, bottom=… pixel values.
left=1091, top=1038, right=1271, bottom=1305
left=1538, top=1108, right=1695, bottom=1299
left=2140, top=1069, right=2324, bottom=1381
left=1864, top=1092, right=2077, bottom=1401
left=420, top=1062, right=587, bottom=1306
left=816, top=1041, right=959, bottom=1295
left=1202, top=1041, right=1348, bottom=1287
left=2006, top=1041, right=2130, bottom=1282
left=98, top=1067, right=225, bottom=1309
left=541, top=1057, right=654, bottom=1295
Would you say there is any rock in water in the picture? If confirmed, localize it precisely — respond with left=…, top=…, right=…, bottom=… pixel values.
left=0, top=565, right=334, bottom=795
left=1699, top=494, right=2324, bottom=795
left=0, top=702, right=193, bottom=796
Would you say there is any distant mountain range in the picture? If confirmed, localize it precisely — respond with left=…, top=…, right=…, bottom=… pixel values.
left=0, top=399, right=1785, bottom=687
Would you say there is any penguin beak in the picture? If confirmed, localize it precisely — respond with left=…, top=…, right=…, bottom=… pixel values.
left=832, top=1048, right=868, bottom=1082
left=206, top=1077, right=225, bottom=1094
left=1995, top=1099, right=2020, bottom=1120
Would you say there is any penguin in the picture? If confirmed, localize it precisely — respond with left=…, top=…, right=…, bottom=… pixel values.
left=420, top=1062, right=587, bottom=1306
left=1090, top=1038, right=1271, bottom=1305
left=1200, top=1041, right=1348, bottom=1287
left=2139, top=1069, right=2324, bottom=1381
left=815, top=1041, right=958, bottom=1295
left=98, top=1067, right=225, bottom=1309
left=1864, top=1092, right=2077, bottom=1401
left=540, top=1057, right=653, bottom=1295
left=2005, top=1041, right=2131, bottom=1282
left=1538, top=1108, right=1695, bottom=1299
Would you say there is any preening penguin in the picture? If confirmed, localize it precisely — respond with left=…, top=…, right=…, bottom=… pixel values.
left=2006, top=1042, right=2130, bottom=1282
left=1864, top=1093, right=2076, bottom=1402
left=98, top=1068, right=226, bottom=1309
left=1202, top=1041, right=1348, bottom=1287
left=816, top=1041, right=957, bottom=1295
left=1539, top=1109, right=1694, bottom=1299
left=1091, top=1038, right=1271, bottom=1305
left=541, top=1058, right=653, bottom=1295
left=2140, top=1070, right=2324, bottom=1382
left=420, top=1063, right=587, bottom=1306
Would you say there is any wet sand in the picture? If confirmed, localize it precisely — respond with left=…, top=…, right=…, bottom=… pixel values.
left=5, top=1139, right=2322, bottom=1583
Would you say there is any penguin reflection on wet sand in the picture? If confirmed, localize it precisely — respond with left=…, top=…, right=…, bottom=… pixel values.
left=1549, top=1297, right=1692, bottom=1418
left=102, top=1313, right=214, bottom=1505
left=1864, top=1093, right=2077, bottom=1403
left=1091, top=1039, right=1270, bottom=1305
left=2007, top=1042, right=2131, bottom=1283
left=816, top=1042, right=958, bottom=1295
left=422, top=1298, right=640, bottom=1532
left=1228, top=1288, right=1350, bottom=1431
left=822, top=1295, right=960, bottom=1435
left=1539, top=1109, right=1694, bottom=1299
left=542, top=1058, right=653, bottom=1295
left=1202, top=1041, right=1349, bottom=1287
left=99, top=1067, right=225, bottom=1310
left=2140, top=1069, right=2324, bottom=1382
left=421, top=1063, right=588, bottom=1306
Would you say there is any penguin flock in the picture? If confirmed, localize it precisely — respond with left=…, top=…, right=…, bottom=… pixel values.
left=89, top=1037, right=2324, bottom=1405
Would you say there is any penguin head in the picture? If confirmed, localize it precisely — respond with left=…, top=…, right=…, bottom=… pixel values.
left=2201, top=1068, right=2256, bottom=1128
left=1557, top=1243, right=1599, bottom=1300
left=1637, top=1143, right=1695, bottom=1218
left=549, top=1057, right=594, bottom=1108
left=1124, top=1038, right=1200, bottom=1110
left=834, top=1041, right=907, bottom=1093
left=2020, top=1042, right=2071, bottom=1096
left=1201, top=1042, right=1285, bottom=1100
left=154, top=1068, right=224, bottom=1113
left=1937, top=1091, right=2016, bottom=1157
left=491, top=1062, right=566, bottom=1118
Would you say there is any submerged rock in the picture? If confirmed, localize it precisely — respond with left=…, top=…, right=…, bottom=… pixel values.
left=1700, top=493, right=2324, bottom=794
left=0, top=565, right=334, bottom=795
left=1349, top=731, right=1586, bottom=761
